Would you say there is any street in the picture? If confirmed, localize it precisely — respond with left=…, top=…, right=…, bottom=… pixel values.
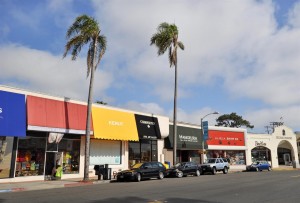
left=1, top=170, right=300, bottom=203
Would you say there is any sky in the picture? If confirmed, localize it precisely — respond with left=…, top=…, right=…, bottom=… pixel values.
left=0, top=0, right=300, bottom=134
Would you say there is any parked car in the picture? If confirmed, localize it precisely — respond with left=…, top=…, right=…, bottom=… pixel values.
left=166, top=162, right=201, bottom=178
left=116, top=162, right=166, bottom=182
left=200, top=158, right=230, bottom=175
left=246, top=161, right=271, bottom=172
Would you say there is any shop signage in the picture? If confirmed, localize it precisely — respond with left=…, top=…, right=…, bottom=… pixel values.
left=255, top=141, right=266, bottom=147
left=276, top=136, right=292, bottom=140
left=207, top=130, right=245, bottom=146
left=0, top=90, right=26, bottom=137
left=166, top=125, right=201, bottom=149
left=135, top=114, right=161, bottom=139
left=179, top=134, right=198, bottom=143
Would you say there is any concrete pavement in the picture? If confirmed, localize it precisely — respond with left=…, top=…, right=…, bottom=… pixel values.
left=0, top=167, right=298, bottom=193
left=0, top=178, right=112, bottom=193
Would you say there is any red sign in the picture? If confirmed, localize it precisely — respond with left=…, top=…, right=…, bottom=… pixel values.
left=207, top=130, right=245, bottom=146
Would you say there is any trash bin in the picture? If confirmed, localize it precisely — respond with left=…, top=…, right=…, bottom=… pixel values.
left=104, top=168, right=112, bottom=180
left=94, top=165, right=105, bottom=180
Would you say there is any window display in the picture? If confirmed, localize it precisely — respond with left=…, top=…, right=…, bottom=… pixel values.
left=15, top=137, right=46, bottom=177
left=59, top=139, right=80, bottom=174
left=207, top=150, right=246, bottom=165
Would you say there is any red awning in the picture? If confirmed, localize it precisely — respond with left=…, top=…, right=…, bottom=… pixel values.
left=27, top=95, right=92, bottom=134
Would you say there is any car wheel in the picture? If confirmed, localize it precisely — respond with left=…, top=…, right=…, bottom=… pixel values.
left=268, top=166, right=272, bottom=171
left=176, top=171, right=183, bottom=178
left=212, top=167, right=216, bottom=175
left=136, top=173, right=141, bottom=182
left=223, top=167, right=228, bottom=174
left=195, top=170, right=201, bottom=177
left=158, top=171, right=164, bottom=180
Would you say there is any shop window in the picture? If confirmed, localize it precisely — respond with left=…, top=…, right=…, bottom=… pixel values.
left=16, top=137, right=46, bottom=177
left=129, top=140, right=157, bottom=166
left=207, top=150, right=246, bottom=165
left=0, top=136, right=14, bottom=179
left=58, top=139, right=80, bottom=174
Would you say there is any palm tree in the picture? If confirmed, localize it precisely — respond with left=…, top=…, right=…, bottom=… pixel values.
left=150, top=22, right=184, bottom=166
left=63, top=15, right=107, bottom=181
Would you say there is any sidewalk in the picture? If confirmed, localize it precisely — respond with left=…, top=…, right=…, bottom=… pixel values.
left=0, top=178, right=113, bottom=193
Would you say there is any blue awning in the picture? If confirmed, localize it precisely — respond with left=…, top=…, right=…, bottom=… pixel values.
left=0, top=90, right=26, bottom=137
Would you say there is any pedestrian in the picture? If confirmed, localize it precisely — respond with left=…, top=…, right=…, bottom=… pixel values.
left=54, top=164, right=63, bottom=180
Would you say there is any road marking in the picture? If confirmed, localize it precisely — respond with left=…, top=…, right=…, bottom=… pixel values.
left=291, top=175, right=300, bottom=177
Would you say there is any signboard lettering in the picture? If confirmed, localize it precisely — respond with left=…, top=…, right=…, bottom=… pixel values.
left=255, top=141, right=266, bottom=147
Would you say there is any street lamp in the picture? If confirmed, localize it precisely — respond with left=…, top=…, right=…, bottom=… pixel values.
left=200, top=111, right=219, bottom=164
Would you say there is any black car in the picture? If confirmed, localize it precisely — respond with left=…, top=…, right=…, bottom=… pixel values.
left=116, top=162, right=166, bottom=182
left=166, top=162, right=201, bottom=178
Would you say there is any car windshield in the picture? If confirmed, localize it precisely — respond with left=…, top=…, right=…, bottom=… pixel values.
left=131, top=163, right=143, bottom=169
left=252, top=162, right=260, bottom=165
left=205, top=159, right=216, bottom=164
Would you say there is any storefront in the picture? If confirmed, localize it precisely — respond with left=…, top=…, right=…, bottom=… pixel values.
left=205, top=126, right=247, bottom=170
left=0, top=85, right=169, bottom=182
left=91, top=106, right=169, bottom=172
left=0, top=90, right=26, bottom=180
left=13, top=95, right=89, bottom=182
left=164, top=123, right=202, bottom=165
left=246, top=125, right=300, bottom=168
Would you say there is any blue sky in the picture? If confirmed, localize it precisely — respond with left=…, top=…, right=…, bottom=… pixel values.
left=1, top=0, right=300, bottom=133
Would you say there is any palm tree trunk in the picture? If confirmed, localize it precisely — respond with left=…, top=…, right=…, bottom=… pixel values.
left=83, top=40, right=98, bottom=181
left=84, top=70, right=93, bottom=181
left=173, top=61, right=178, bottom=166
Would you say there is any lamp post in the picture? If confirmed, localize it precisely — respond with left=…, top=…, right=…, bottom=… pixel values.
left=200, top=111, right=219, bottom=164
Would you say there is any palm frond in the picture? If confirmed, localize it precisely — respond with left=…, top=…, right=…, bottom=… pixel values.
left=95, top=34, right=107, bottom=67
left=177, top=41, right=185, bottom=50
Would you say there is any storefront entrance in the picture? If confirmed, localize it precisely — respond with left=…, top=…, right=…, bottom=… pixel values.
left=277, top=140, right=294, bottom=166
left=45, top=152, right=62, bottom=179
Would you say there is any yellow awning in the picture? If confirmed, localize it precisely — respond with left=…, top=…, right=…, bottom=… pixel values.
left=92, top=107, right=139, bottom=141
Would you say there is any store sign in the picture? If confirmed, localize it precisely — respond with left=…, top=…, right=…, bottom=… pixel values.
left=179, top=134, right=198, bottom=143
left=255, top=141, right=267, bottom=147
left=135, top=114, right=161, bottom=139
left=207, top=130, right=245, bottom=146
left=166, top=125, right=201, bottom=149
left=0, top=90, right=26, bottom=137
left=276, top=136, right=292, bottom=140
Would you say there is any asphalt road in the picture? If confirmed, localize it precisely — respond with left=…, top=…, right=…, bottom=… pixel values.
left=1, top=170, right=300, bottom=203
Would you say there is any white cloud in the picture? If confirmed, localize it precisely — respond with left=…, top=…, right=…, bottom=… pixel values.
left=122, top=101, right=165, bottom=116
left=0, top=44, right=113, bottom=101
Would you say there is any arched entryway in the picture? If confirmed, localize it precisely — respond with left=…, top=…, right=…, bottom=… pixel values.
left=251, top=146, right=272, bottom=164
left=277, top=140, right=294, bottom=166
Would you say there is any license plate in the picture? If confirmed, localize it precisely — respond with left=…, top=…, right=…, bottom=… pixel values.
left=120, top=175, right=124, bottom=178
left=203, top=168, right=206, bottom=171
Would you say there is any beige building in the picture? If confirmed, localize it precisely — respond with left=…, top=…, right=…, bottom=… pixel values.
left=246, top=125, right=299, bottom=169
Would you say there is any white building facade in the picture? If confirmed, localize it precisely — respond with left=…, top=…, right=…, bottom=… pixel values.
left=246, top=125, right=299, bottom=168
